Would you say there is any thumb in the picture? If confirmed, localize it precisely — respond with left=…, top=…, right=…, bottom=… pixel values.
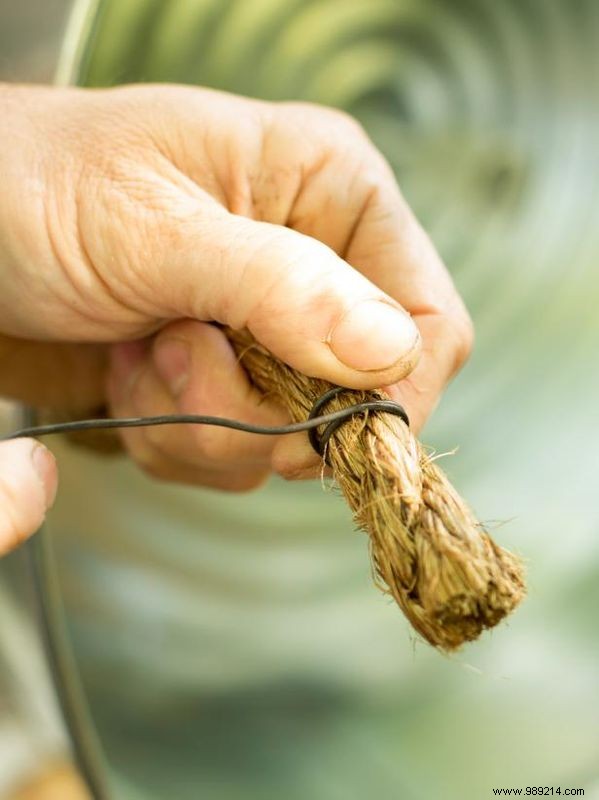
left=151, top=209, right=421, bottom=389
left=0, top=439, right=58, bottom=557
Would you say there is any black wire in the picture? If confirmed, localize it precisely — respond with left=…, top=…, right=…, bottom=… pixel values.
left=20, top=406, right=111, bottom=800
left=0, top=401, right=410, bottom=456
left=10, top=397, right=407, bottom=800
left=307, top=387, right=409, bottom=461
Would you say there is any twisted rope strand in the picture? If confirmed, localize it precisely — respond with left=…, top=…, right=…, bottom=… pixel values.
left=226, top=327, right=526, bottom=651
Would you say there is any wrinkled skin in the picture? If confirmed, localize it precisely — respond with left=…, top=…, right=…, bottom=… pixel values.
left=0, top=82, right=472, bottom=554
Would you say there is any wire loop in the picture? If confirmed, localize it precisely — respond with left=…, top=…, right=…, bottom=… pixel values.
left=1, top=391, right=409, bottom=466
left=308, top=387, right=409, bottom=464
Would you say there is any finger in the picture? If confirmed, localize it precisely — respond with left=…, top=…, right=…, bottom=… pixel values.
left=191, top=101, right=469, bottom=437
left=265, top=104, right=471, bottom=335
left=106, top=338, right=167, bottom=469
left=104, top=412, right=271, bottom=492
left=141, top=459, right=271, bottom=492
left=342, top=166, right=474, bottom=385
left=151, top=320, right=288, bottom=466
left=272, top=320, right=464, bottom=479
left=108, top=322, right=339, bottom=484
left=383, top=314, right=470, bottom=434
left=107, top=322, right=287, bottom=469
left=271, top=324, right=449, bottom=474
left=271, top=327, right=449, bottom=475
left=109, top=329, right=334, bottom=483
left=107, top=344, right=270, bottom=490
left=97, top=187, right=421, bottom=390
left=271, top=431, right=334, bottom=482
left=255, top=105, right=473, bottom=413
left=0, top=439, right=57, bottom=556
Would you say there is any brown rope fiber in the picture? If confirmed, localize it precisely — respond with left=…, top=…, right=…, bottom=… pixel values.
left=226, top=326, right=526, bottom=651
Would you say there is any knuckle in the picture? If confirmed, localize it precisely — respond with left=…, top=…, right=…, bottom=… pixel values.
left=316, top=105, right=366, bottom=137
left=281, top=102, right=368, bottom=145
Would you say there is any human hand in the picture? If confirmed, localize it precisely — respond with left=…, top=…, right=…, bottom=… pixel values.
left=0, top=439, right=57, bottom=556
left=0, top=83, right=472, bottom=491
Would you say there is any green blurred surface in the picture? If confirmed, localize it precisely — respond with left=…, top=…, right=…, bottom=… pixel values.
left=0, top=0, right=70, bottom=81
left=40, top=0, right=599, bottom=798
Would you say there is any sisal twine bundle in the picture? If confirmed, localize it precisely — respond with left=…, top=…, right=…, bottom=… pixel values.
left=227, top=327, right=526, bottom=651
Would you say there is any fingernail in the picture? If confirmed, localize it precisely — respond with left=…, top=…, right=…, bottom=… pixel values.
left=154, top=338, right=191, bottom=397
left=32, top=444, right=58, bottom=510
left=327, top=300, right=420, bottom=372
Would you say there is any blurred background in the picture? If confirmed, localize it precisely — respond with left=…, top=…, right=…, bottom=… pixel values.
left=1, top=0, right=599, bottom=798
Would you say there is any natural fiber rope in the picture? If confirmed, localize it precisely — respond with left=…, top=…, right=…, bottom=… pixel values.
left=226, top=326, right=526, bottom=651
left=21, top=324, right=526, bottom=651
